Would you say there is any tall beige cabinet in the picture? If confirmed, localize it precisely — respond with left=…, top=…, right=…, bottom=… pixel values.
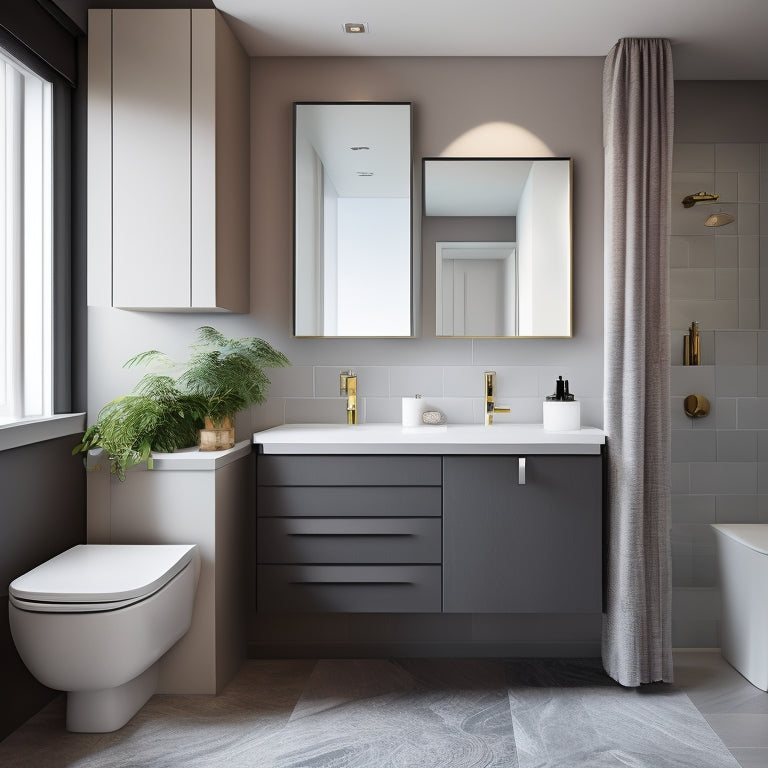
left=88, top=9, right=250, bottom=311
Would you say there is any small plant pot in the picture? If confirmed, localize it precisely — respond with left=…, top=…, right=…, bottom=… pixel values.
left=199, top=415, right=235, bottom=451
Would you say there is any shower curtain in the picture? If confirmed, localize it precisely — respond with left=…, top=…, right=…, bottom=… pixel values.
left=602, top=38, right=674, bottom=686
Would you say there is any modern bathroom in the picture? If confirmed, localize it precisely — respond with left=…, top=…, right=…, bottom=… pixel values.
left=1, top=1, right=768, bottom=766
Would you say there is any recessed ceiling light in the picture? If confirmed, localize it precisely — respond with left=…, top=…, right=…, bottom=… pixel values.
left=344, top=22, right=368, bottom=34
left=356, top=171, right=374, bottom=177
left=350, top=146, right=370, bottom=151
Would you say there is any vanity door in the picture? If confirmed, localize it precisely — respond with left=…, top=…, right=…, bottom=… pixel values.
left=442, top=454, right=602, bottom=613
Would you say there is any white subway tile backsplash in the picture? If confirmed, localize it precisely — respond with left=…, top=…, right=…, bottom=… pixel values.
left=267, top=365, right=315, bottom=398
left=285, top=397, right=347, bottom=424
left=422, top=397, right=475, bottom=424
left=314, top=366, right=389, bottom=398
left=363, top=397, right=401, bottom=423
left=389, top=366, right=444, bottom=397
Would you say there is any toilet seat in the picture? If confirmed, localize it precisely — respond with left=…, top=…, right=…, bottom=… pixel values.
left=9, top=544, right=197, bottom=614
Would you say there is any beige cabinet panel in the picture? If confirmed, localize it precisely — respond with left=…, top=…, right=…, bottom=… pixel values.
left=88, top=9, right=249, bottom=312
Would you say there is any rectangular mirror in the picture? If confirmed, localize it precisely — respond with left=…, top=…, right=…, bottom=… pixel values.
left=294, top=102, right=413, bottom=337
left=424, top=157, right=572, bottom=338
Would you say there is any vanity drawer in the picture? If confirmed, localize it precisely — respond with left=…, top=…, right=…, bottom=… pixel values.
left=257, top=455, right=441, bottom=487
left=257, top=517, right=441, bottom=564
left=257, top=564, right=442, bottom=612
left=257, top=486, right=442, bottom=518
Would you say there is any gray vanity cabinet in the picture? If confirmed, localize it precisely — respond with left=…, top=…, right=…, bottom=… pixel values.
left=256, top=455, right=442, bottom=612
left=442, top=455, right=602, bottom=613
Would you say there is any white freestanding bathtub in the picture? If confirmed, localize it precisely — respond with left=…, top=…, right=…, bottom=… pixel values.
left=712, top=524, right=768, bottom=691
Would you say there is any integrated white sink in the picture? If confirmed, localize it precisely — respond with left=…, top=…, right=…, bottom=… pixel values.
left=252, top=423, right=605, bottom=455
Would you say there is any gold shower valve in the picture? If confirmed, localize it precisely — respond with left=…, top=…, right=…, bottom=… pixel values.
left=683, top=394, right=710, bottom=419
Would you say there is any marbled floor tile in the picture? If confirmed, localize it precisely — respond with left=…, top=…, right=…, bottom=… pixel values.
left=238, top=658, right=517, bottom=768
left=505, top=662, right=740, bottom=768
left=0, top=660, right=316, bottom=768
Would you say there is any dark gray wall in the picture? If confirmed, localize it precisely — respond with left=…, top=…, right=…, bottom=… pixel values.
left=0, top=437, right=86, bottom=741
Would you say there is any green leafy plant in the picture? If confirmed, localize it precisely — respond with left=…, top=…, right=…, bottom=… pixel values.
left=74, top=326, right=289, bottom=479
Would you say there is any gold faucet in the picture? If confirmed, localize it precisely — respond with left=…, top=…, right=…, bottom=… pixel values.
left=340, top=371, right=357, bottom=425
left=484, top=370, right=510, bottom=426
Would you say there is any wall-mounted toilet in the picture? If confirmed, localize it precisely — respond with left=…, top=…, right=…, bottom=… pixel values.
left=8, top=543, right=200, bottom=732
left=712, top=524, right=768, bottom=691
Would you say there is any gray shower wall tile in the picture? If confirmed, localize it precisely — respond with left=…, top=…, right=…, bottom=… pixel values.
left=672, top=463, right=691, bottom=494
left=716, top=494, right=759, bottom=523
left=738, top=202, right=761, bottom=236
left=670, top=365, right=716, bottom=396
left=673, top=430, right=717, bottom=462
left=739, top=236, right=760, bottom=268
left=268, top=365, right=316, bottom=398
left=758, top=430, right=768, bottom=460
left=715, top=172, right=738, bottom=202
left=715, top=398, right=739, bottom=429
left=715, top=237, right=739, bottom=268
left=672, top=494, right=716, bottom=523
left=739, top=173, right=761, bottom=202
left=715, top=365, right=757, bottom=397
left=717, top=430, right=758, bottom=461
left=671, top=268, right=715, bottom=300
left=690, top=461, right=757, bottom=494
left=740, top=300, right=760, bottom=330
left=674, top=143, right=714, bottom=172
left=716, top=143, right=760, bottom=172
left=738, top=398, right=768, bottom=428
left=714, top=331, right=758, bottom=364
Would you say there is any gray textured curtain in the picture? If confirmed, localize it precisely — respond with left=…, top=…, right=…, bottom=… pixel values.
left=602, top=38, right=674, bottom=686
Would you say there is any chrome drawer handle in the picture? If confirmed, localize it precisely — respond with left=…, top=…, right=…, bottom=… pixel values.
left=519, top=457, right=526, bottom=485
left=289, top=580, right=413, bottom=586
left=287, top=532, right=414, bottom=537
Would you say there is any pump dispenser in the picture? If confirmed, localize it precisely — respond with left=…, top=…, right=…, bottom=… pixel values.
left=543, top=375, right=580, bottom=430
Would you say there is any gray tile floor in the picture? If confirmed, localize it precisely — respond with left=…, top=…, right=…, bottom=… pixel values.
left=0, top=652, right=763, bottom=767
left=674, top=651, right=768, bottom=768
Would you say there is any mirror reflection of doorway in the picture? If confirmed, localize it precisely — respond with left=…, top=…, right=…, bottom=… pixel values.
left=436, top=242, right=517, bottom=336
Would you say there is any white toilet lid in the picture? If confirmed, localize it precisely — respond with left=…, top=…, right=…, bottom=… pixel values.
left=9, top=544, right=197, bottom=611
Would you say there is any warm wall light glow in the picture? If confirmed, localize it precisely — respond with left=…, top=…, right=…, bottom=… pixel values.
left=441, top=122, right=554, bottom=157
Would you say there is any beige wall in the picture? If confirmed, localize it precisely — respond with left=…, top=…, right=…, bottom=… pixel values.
left=88, top=56, right=605, bottom=431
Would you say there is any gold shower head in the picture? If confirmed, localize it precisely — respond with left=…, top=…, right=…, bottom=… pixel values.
left=704, top=212, right=735, bottom=227
left=682, top=192, right=720, bottom=208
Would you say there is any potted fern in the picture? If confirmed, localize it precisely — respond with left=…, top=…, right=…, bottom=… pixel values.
left=75, top=326, right=289, bottom=479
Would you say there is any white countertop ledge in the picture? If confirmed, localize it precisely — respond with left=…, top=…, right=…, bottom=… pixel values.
left=252, top=423, right=606, bottom=455
left=145, top=440, right=252, bottom=470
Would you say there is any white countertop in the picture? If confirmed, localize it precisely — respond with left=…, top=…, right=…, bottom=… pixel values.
left=145, top=440, right=252, bottom=470
left=252, top=423, right=605, bottom=455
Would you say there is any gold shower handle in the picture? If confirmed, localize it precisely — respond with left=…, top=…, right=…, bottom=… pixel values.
left=683, top=394, right=710, bottom=418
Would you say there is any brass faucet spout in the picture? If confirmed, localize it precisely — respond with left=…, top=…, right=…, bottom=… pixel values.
left=340, top=371, right=358, bottom=425
left=484, top=370, right=510, bottom=426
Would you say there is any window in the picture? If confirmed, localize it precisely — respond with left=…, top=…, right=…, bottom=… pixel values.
left=0, top=49, right=53, bottom=423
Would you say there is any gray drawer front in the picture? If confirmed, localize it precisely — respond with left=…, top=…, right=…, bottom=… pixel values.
left=258, top=518, right=441, bottom=564
left=257, top=455, right=441, bottom=486
left=257, top=565, right=441, bottom=612
left=257, top=486, right=442, bottom=518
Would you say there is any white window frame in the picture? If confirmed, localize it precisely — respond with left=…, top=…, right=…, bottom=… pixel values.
left=0, top=48, right=53, bottom=425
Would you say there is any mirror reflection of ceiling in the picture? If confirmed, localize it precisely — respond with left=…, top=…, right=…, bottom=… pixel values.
left=424, top=160, right=533, bottom=217
left=296, top=103, right=410, bottom=198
